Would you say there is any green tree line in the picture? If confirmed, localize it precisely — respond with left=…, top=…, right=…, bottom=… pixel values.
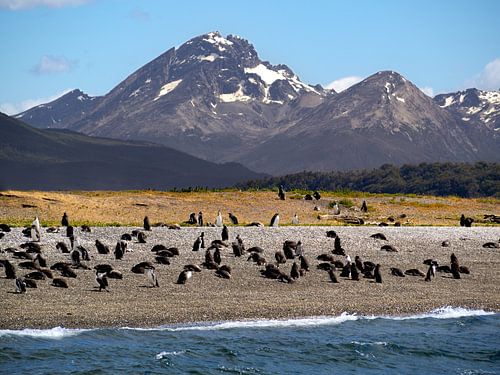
left=237, top=162, right=500, bottom=198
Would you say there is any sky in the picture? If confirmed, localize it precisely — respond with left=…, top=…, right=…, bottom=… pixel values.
left=1, top=0, right=499, bottom=114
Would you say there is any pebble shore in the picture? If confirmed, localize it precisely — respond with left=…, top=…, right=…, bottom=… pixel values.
left=1, top=225, right=499, bottom=329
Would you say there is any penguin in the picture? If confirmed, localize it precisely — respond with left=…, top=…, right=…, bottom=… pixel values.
left=15, top=277, right=26, bottom=293
left=60, top=265, right=77, bottom=278
left=360, top=200, right=368, bottom=213
left=295, top=241, right=304, bottom=257
left=355, top=256, right=364, bottom=272
left=326, top=230, right=337, bottom=238
left=30, top=225, right=40, bottom=242
left=370, top=233, right=387, bottom=240
left=131, top=261, right=154, bottom=274
left=192, top=235, right=202, bottom=252
left=81, top=225, right=91, bottom=233
left=374, top=264, right=382, bottom=283
left=275, top=251, right=286, bottom=264
left=198, top=212, right=204, bottom=227
left=95, top=239, right=110, bottom=254
left=381, top=244, right=398, bottom=252
left=66, top=225, right=74, bottom=238
left=137, top=231, right=147, bottom=243
left=291, top=262, right=300, bottom=279
left=121, top=233, right=132, bottom=241
left=228, top=213, right=238, bottom=225
left=33, top=253, right=47, bottom=268
left=270, top=213, right=280, bottom=227
left=114, top=241, right=124, bottom=260
left=96, top=271, right=109, bottom=292
left=340, top=260, right=351, bottom=278
left=328, top=269, right=339, bottom=283
left=61, top=212, right=69, bottom=227
left=94, top=264, right=113, bottom=274
left=215, top=268, right=231, bottom=279
left=304, top=194, right=313, bottom=200
left=291, top=214, right=299, bottom=225
left=283, top=243, right=295, bottom=259
left=278, top=185, right=285, bottom=200
left=52, top=278, right=68, bottom=288
left=221, top=225, right=229, bottom=242
left=232, top=242, right=243, bottom=257
left=460, top=214, right=466, bottom=227
left=144, top=216, right=151, bottom=231
left=332, top=202, right=340, bottom=215
left=32, top=217, right=41, bottom=241
left=56, top=241, right=70, bottom=253
left=333, top=236, right=345, bottom=256
left=70, top=248, right=81, bottom=266
left=350, top=263, right=359, bottom=280
left=215, top=211, right=223, bottom=227
left=214, top=248, right=222, bottom=265
left=23, top=278, right=37, bottom=289
left=146, top=267, right=159, bottom=287
left=184, top=264, right=202, bottom=272
left=299, top=255, right=310, bottom=272
left=177, top=270, right=192, bottom=284
left=390, top=267, right=405, bottom=277
left=425, top=263, right=435, bottom=282
left=313, top=191, right=321, bottom=200
left=107, top=270, right=123, bottom=279
left=187, top=212, right=197, bottom=225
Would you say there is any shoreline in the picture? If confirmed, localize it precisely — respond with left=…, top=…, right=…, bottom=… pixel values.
left=1, top=306, right=498, bottom=331
left=1, top=226, right=499, bottom=329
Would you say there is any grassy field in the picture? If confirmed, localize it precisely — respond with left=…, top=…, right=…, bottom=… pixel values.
left=0, top=190, right=498, bottom=227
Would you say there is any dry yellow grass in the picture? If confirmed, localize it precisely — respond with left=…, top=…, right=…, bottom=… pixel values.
left=0, top=190, right=498, bottom=227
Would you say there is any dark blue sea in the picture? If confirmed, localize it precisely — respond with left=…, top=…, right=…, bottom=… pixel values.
left=0, top=307, right=498, bottom=375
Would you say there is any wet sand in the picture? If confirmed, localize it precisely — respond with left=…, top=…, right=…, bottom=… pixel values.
left=1, top=226, right=499, bottom=329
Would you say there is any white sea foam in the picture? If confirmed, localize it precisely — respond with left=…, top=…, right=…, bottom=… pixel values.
left=0, top=326, right=91, bottom=339
left=155, top=350, right=186, bottom=359
left=2, top=307, right=495, bottom=337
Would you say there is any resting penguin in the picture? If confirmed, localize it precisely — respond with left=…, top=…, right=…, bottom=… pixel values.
left=270, top=213, right=280, bottom=227
left=177, top=270, right=192, bottom=284
left=137, top=231, right=147, bottom=244
left=52, top=278, right=68, bottom=288
left=275, top=251, right=286, bottom=265
left=313, top=191, right=321, bottom=200
left=95, top=239, right=110, bottom=255
left=228, top=213, right=238, bottom=225
left=56, top=241, right=70, bottom=254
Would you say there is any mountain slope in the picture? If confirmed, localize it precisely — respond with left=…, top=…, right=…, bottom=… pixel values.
left=0, top=113, right=263, bottom=190
left=235, top=71, right=499, bottom=174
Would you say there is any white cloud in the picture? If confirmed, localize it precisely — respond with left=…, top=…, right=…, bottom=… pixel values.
left=420, top=87, right=434, bottom=97
left=0, top=0, right=90, bottom=10
left=31, top=55, right=76, bottom=75
left=0, top=88, right=72, bottom=115
left=325, top=76, right=363, bottom=92
left=465, top=58, right=500, bottom=91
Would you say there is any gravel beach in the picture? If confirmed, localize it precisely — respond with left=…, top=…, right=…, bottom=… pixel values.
left=1, top=225, right=499, bottom=329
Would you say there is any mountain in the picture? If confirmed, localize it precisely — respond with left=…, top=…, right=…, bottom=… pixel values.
left=16, top=32, right=499, bottom=175
left=434, top=88, right=500, bottom=133
left=0, top=112, right=264, bottom=190
left=18, top=32, right=330, bottom=163
left=233, top=71, right=499, bottom=174
left=16, top=89, right=101, bottom=129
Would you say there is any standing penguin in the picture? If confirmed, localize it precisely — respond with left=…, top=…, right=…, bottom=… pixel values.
left=332, top=202, right=340, bottom=215
left=15, top=277, right=26, bottom=293
left=96, top=271, right=109, bottom=292
left=214, top=248, right=222, bottom=265
left=270, top=213, right=280, bottom=227
left=350, top=263, right=359, bottom=281
left=221, top=225, right=229, bottom=242
left=215, top=211, right=223, bottom=227
left=291, top=262, right=300, bottom=279
left=146, top=267, right=159, bottom=287
left=313, top=191, right=321, bottom=200
left=61, top=212, right=69, bottom=227
left=292, top=214, right=299, bottom=225
left=278, top=185, right=285, bottom=200
left=177, top=270, right=192, bottom=284
left=114, top=241, right=124, bottom=260
left=374, top=264, right=383, bottom=283
left=198, top=212, right=204, bottom=227
left=328, top=269, right=339, bottom=283
left=192, top=234, right=202, bottom=251
left=361, top=200, right=368, bottom=213
left=144, top=216, right=151, bottom=231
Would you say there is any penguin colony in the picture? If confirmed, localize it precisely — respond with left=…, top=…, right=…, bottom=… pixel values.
left=0, top=204, right=492, bottom=298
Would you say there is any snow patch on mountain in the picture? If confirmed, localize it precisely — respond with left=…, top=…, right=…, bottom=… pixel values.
left=154, top=79, right=182, bottom=101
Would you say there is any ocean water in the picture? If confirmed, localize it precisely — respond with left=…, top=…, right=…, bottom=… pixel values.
left=0, top=307, right=498, bottom=375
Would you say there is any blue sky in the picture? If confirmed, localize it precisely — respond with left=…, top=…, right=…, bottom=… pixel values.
left=1, top=0, right=499, bottom=114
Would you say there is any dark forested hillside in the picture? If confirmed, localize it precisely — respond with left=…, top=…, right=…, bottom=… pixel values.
left=238, top=162, right=500, bottom=197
